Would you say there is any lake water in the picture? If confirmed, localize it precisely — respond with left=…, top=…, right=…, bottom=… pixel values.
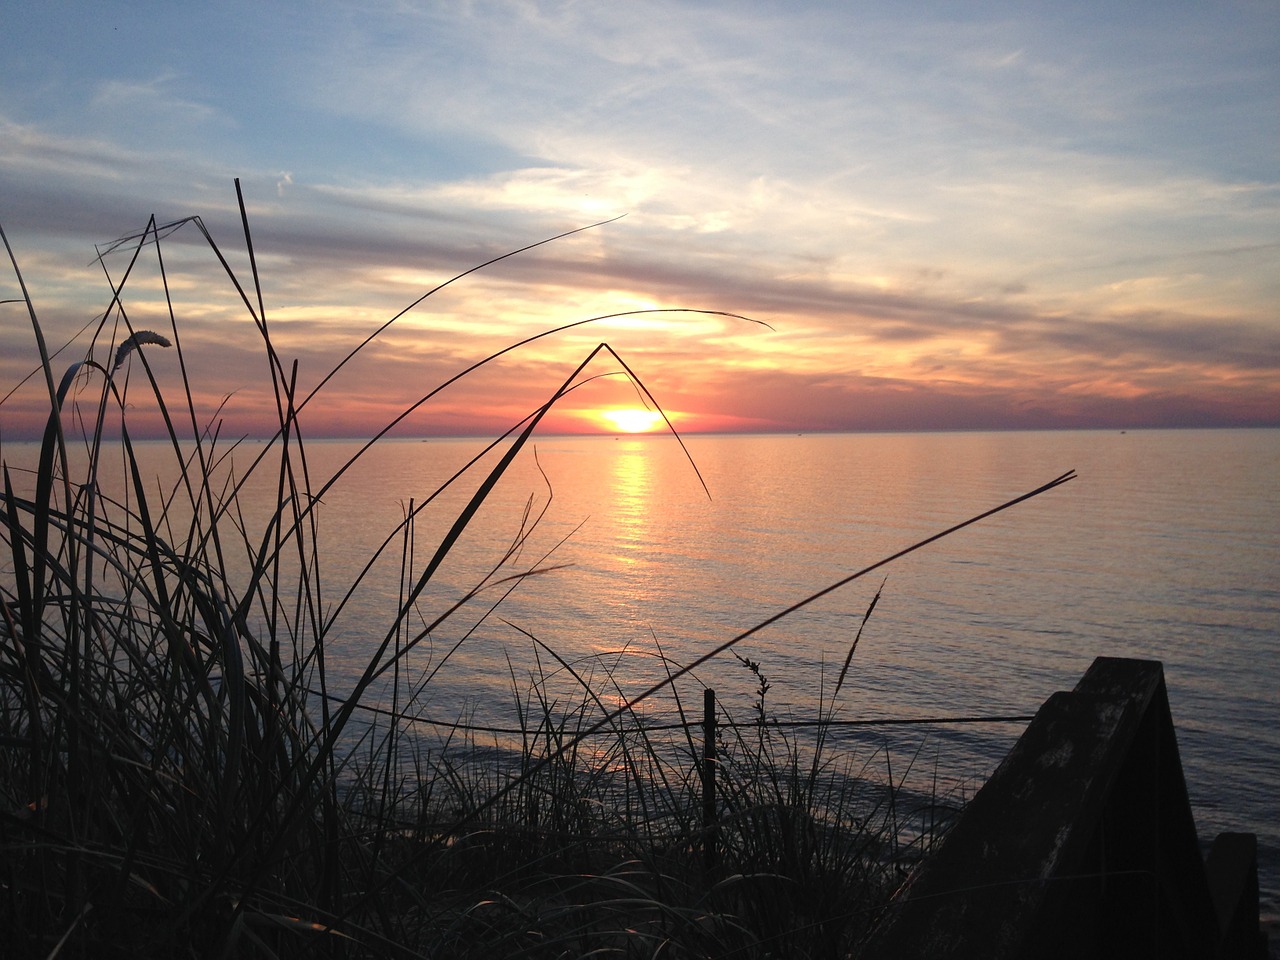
left=289, top=427, right=1279, bottom=927
left=8, top=427, right=1279, bottom=926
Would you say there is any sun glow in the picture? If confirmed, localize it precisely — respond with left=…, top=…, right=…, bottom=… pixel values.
left=599, top=407, right=665, bottom=433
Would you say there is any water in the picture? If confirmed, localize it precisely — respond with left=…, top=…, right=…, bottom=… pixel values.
left=7, top=428, right=1279, bottom=926
left=291, top=428, right=1279, bottom=926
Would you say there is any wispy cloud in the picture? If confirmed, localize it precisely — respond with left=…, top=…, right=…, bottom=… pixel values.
left=1, top=1, right=1277, bottom=437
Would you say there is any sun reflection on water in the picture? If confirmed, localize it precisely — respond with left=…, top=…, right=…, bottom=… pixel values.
left=608, top=440, right=654, bottom=564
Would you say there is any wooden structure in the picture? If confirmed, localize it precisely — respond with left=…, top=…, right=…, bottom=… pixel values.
left=859, top=657, right=1266, bottom=959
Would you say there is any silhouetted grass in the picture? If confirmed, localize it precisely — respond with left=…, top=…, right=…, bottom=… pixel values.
left=0, top=185, right=1073, bottom=958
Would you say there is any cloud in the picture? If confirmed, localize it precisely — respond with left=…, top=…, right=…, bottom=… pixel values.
left=1, top=2, right=1277, bottom=438
left=89, top=74, right=231, bottom=130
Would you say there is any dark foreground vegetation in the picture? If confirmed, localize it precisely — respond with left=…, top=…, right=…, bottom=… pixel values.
left=0, top=188, right=1070, bottom=958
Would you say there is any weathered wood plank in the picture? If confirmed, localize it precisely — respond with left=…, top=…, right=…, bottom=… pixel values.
left=859, top=657, right=1252, bottom=960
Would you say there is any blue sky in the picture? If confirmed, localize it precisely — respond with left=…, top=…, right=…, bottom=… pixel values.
left=2, top=0, right=1277, bottom=437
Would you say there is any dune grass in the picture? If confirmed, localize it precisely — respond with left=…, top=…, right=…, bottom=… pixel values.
left=0, top=185, right=1073, bottom=958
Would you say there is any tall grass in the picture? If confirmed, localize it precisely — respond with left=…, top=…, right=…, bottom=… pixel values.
left=0, top=185, right=1073, bottom=958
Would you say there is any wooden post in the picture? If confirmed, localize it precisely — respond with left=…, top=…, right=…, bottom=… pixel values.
left=702, top=688, right=717, bottom=872
left=859, top=658, right=1242, bottom=959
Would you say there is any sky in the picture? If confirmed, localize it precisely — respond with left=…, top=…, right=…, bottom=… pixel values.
left=1, top=0, right=1277, bottom=439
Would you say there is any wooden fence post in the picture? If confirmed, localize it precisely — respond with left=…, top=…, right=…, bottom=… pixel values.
left=858, top=657, right=1262, bottom=959
left=702, top=687, right=718, bottom=872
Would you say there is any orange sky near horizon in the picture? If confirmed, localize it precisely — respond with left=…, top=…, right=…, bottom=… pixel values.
left=1, top=209, right=1276, bottom=444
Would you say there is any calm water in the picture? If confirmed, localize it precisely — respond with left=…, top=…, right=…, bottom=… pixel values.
left=10, top=428, right=1280, bottom=920
left=292, top=428, right=1279, bottom=923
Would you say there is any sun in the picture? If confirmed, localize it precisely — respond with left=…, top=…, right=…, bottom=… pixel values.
left=599, top=407, right=665, bottom=433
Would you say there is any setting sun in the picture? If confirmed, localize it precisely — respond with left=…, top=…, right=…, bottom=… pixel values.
left=599, top=407, right=665, bottom=433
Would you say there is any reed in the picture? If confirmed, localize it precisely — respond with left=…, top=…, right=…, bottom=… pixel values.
left=0, top=185, right=1072, bottom=958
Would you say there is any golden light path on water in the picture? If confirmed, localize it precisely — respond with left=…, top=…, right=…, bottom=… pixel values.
left=608, top=440, right=654, bottom=568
